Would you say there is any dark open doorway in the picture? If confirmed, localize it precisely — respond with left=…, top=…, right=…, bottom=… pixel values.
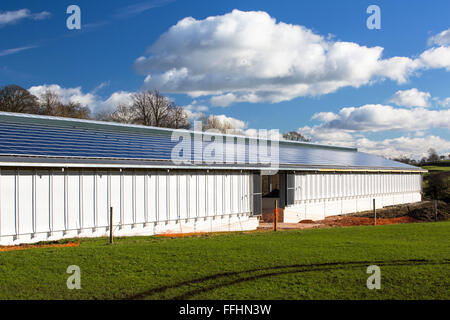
left=262, top=174, right=280, bottom=214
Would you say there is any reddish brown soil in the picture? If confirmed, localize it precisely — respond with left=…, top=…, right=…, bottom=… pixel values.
left=0, top=241, right=80, bottom=252
left=155, top=232, right=209, bottom=238
left=317, top=215, right=419, bottom=227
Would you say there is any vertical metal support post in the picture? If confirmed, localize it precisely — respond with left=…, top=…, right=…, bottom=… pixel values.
left=373, top=198, right=376, bottom=226
left=273, top=199, right=278, bottom=232
left=109, top=207, right=114, bottom=244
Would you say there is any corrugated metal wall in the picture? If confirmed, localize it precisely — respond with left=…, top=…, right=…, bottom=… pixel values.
left=293, top=173, right=422, bottom=202
left=283, top=172, right=423, bottom=222
left=0, top=168, right=252, bottom=242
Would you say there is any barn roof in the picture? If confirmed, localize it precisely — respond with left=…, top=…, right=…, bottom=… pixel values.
left=0, top=112, right=424, bottom=172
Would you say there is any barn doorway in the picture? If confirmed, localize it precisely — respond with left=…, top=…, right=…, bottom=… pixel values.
left=261, top=174, right=280, bottom=215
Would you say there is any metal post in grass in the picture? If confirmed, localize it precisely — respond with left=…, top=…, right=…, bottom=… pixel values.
left=274, top=200, right=278, bottom=232
left=373, top=199, right=376, bottom=226
left=109, top=207, right=114, bottom=244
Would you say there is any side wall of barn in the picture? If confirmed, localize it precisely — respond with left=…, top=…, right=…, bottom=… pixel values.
left=284, top=172, right=422, bottom=222
left=0, top=168, right=258, bottom=245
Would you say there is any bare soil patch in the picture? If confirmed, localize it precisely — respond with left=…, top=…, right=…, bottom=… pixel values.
left=260, top=201, right=450, bottom=229
left=316, top=215, right=419, bottom=227
left=348, top=200, right=450, bottom=222
left=0, top=241, right=80, bottom=252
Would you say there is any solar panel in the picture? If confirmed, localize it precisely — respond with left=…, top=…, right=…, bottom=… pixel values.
left=0, top=113, right=420, bottom=171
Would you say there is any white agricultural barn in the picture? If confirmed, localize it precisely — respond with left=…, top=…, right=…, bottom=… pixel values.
left=0, top=112, right=425, bottom=245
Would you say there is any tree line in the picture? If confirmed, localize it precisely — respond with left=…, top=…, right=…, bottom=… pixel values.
left=0, top=84, right=314, bottom=142
left=392, top=148, right=450, bottom=166
left=0, top=84, right=191, bottom=129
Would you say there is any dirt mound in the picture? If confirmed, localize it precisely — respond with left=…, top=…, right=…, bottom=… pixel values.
left=349, top=201, right=450, bottom=222
left=408, top=201, right=450, bottom=222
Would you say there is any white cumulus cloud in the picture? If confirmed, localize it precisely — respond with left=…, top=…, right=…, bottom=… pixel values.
left=438, top=97, right=450, bottom=108
left=419, top=46, right=450, bottom=71
left=428, top=27, right=450, bottom=46
left=212, top=114, right=247, bottom=130
left=134, top=10, right=450, bottom=106
left=355, top=136, right=450, bottom=160
left=309, top=104, right=450, bottom=132
left=388, top=88, right=431, bottom=108
left=299, top=103, right=450, bottom=159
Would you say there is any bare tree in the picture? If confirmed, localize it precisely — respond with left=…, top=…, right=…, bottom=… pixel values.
left=52, top=101, right=90, bottom=119
left=38, top=90, right=62, bottom=115
left=0, top=84, right=39, bottom=114
left=392, top=156, right=416, bottom=165
left=35, top=89, right=90, bottom=119
left=282, top=131, right=311, bottom=142
left=427, top=148, right=440, bottom=162
left=199, top=114, right=240, bottom=134
left=132, top=90, right=171, bottom=126
left=170, top=105, right=191, bottom=129
left=105, top=104, right=138, bottom=124
left=99, top=90, right=191, bottom=129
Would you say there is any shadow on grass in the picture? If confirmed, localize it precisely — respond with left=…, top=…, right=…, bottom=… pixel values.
left=125, top=259, right=449, bottom=300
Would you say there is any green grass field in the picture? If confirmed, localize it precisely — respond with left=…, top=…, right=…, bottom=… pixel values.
left=0, top=222, right=449, bottom=300
left=422, top=165, right=450, bottom=172
left=422, top=160, right=450, bottom=172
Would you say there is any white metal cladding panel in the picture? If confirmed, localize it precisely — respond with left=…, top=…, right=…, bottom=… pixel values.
left=52, top=171, right=65, bottom=231
left=135, top=172, right=145, bottom=224
left=67, top=171, right=80, bottom=230
left=158, top=173, right=168, bottom=221
left=179, top=175, right=188, bottom=219
left=18, top=170, right=33, bottom=234
left=294, top=173, right=423, bottom=202
left=82, top=171, right=95, bottom=229
left=197, top=174, right=206, bottom=217
left=188, top=173, right=197, bottom=218
left=243, top=173, right=250, bottom=212
left=346, top=175, right=351, bottom=197
left=231, top=174, right=238, bottom=213
left=123, top=173, right=134, bottom=225
left=224, top=174, right=231, bottom=214
left=169, top=174, right=178, bottom=219
left=147, top=174, right=157, bottom=222
left=216, top=175, right=223, bottom=216
left=35, top=170, right=50, bottom=233
left=96, top=171, right=108, bottom=228
left=0, top=169, right=16, bottom=236
left=110, top=172, right=121, bottom=225
left=0, top=169, right=252, bottom=239
left=207, top=174, right=215, bottom=216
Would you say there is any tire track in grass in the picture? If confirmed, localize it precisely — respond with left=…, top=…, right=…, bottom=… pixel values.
left=125, top=259, right=450, bottom=300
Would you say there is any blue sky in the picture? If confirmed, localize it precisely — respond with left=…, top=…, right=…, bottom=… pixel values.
left=1, top=0, right=450, bottom=159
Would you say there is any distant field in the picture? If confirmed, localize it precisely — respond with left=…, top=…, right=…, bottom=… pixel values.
left=422, top=165, right=450, bottom=172
left=0, top=222, right=449, bottom=300
left=422, top=160, right=450, bottom=172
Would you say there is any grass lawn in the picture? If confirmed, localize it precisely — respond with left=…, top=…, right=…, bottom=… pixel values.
left=0, top=222, right=449, bottom=300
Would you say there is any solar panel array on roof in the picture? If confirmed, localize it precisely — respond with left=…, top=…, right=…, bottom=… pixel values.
left=0, top=112, right=422, bottom=171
